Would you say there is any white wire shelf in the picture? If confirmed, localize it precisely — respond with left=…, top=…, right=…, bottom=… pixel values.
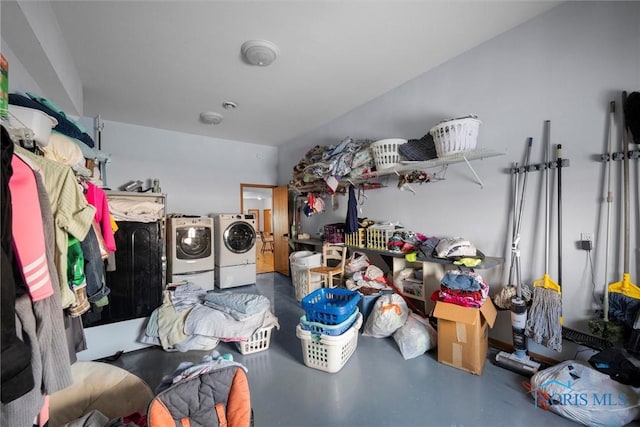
left=290, top=148, right=504, bottom=193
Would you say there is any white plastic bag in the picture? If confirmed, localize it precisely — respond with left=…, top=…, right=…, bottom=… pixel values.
left=344, top=251, right=370, bottom=277
left=392, top=313, right=437, bottom=360
left=362, top=293, right=408, bottom=338
left=529, top=360, right=640, bottom=427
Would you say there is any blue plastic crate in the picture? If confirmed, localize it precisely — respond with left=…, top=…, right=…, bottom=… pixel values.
left=300, top=308, right=360, bottom=336
left=301, top=288, right=361, bottom=325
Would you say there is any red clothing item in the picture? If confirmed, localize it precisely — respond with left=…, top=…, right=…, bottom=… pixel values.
left=85, top=182, right=116, bottom=252
left=9, top=155, right=54, bottom=301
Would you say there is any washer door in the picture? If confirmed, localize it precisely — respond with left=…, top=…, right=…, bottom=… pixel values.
left=176, top=226, right=212, bottom=259
left=223, top=221, right=256, bottom=254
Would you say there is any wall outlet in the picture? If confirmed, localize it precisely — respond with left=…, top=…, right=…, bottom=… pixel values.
left=581, top=232, right=593, bottom=243
left=580, top=232, right=594, bottom=251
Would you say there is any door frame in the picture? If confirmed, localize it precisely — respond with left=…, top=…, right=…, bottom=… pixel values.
left=248, top=209, right=260, bottom=231
left=240, top=183, right=290, bottom=276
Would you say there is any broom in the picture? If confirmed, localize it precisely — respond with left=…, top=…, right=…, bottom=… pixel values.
left=525, top=120, right=562, bottom=352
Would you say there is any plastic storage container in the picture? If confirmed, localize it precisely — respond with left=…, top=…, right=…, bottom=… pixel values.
left=296, top=313, right=362, bottom=373
left=301, top=288, right=361, bottom=325
left=370, top=138, right=407, bottom=170
left=235, top=325, right=275, bottom=355
left=366, top=224, right=404, bottom=251
left=429, top=117, right=481, bottom=157
left=8, top=105, right=57, bottom=147
left=323, top=223, right=345, bottom=244
left=300, top=308, right=360, bottom=336
left=345, top=229, right=365, bottom=247
left=289, top=251, right=322, bottom=267
left=291, top=262, right=322, bottom=301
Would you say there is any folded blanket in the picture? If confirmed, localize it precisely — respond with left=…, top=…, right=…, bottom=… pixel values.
left=184, top=304, right=266, bottom=340
left=203, top=292, right=271, bottom=321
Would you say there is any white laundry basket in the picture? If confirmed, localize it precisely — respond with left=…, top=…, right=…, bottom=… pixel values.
left=291, top=262, right=322, bottom=301
left=370, top=138, right=407, bottom=170
left=296, top=313, right=362, bottom=373
left=429, top=117, right=481, bottom=157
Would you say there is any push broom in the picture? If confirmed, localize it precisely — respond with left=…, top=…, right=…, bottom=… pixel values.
left=525, top=120, right=562, bottom=352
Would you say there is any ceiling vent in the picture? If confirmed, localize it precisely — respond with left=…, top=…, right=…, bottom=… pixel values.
left=241, top=40, right=279, bottom=67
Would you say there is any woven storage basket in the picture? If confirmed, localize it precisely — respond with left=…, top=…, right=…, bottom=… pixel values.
left=370, top=138, right=407, bottom=170
left=429, top=117, right=481, bottom=157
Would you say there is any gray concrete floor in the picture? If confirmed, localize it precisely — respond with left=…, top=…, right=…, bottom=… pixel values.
left=107, top=273, right=580, bottom=427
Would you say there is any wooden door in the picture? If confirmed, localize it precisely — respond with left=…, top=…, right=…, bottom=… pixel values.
left=263, top=209, right=272, bottom=234
left=273, top=186, right=290, bottom=276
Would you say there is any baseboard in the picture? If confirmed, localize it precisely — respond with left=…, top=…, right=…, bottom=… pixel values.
left=489, top=338, right=561, bottom=366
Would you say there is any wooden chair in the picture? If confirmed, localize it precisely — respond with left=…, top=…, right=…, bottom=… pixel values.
left=306, top=244, right=347, bottom=291
left=260, top=231, right=274, bottom=253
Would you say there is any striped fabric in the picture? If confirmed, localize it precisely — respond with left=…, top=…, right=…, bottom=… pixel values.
left=9, top=155, right=53, bottom=301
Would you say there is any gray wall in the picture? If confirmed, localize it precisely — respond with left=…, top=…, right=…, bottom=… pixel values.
left=97, top=119, right=278, bottom=216
left=277, top=2, right=640, bottom=359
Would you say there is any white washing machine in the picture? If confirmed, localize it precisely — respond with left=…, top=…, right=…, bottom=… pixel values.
left=213, top=213, right=257, bottom=289
left=167, top=216, right=215, bottom=290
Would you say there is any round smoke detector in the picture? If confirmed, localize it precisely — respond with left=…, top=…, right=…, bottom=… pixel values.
left=199, top=111, right=224, bottom=125
left=241, top=40, right=279, bottom=66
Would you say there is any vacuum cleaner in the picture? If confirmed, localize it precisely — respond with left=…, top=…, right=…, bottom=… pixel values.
left=495, top=294, right=540, bottom=375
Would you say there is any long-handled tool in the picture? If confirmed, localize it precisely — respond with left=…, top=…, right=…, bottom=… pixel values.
left=608, top=91, right=640, bottom=328
left=603, top=101, right=616, bottom=321
left=525, top=120, right=562, bottom=352
left=495, top=138, right=540, bottom=375
left=587, top=101, right=625, bottom=343
left=557, top=143, right=563, bottom=325
left=495, top=141, right=532, bottom=310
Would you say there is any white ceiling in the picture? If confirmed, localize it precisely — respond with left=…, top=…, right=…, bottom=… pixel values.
left=4, top=1, right=560, bottom=147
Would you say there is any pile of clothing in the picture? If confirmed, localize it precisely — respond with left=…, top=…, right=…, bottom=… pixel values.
left=346, top=265, right=391, bottom=292
left=290, top=137, right=375, bottom=190
left=431, top=270, right=489, bottom=308
left=141, top=283, right=279, bottom=352
left=387, top=231, right=428, bottom=254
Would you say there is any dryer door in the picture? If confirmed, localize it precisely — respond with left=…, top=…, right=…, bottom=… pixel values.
left=223, top=221, right=256, bottom=254
left=176, top=226, right=212, bottom=259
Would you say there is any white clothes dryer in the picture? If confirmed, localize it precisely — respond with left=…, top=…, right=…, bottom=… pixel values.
left=167, top=216, right=215, bottom=289
left=213, top=213, right=257, bottom=289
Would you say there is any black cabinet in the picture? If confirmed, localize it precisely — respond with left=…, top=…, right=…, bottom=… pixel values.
left=83, top=220, right=163, bottom=327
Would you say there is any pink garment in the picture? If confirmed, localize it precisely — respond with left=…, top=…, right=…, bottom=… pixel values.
left=9, top=155, right=54, bottom=301
left=38, top=395, right=50, bottom=427
left=84, top=182, right=116, bottom=251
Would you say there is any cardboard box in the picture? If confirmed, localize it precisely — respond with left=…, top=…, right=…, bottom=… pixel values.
left=432, top=298, right=497, bottom=375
